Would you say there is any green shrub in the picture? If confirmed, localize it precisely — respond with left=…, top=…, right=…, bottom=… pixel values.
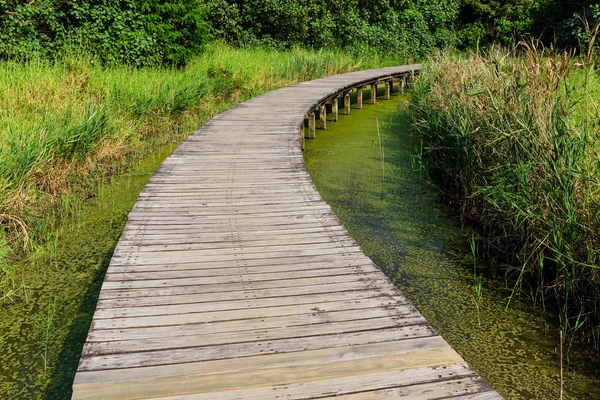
left=201, top=0, right=460, bottom=58
left=0, top=0, right=210, bottom=66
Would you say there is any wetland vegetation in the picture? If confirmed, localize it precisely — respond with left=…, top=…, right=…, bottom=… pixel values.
left=411, top=39, right=600, bottom=350
left=304, top=92, right=600, bottom=400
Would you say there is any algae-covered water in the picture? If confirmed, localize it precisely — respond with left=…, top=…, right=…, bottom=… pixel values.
left=304, top=93, right=600, bottom=400
left=0, top=146, right=173, bottom=398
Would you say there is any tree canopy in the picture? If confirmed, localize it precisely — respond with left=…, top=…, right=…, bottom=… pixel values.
left=0, top=0, right=597, bottom=66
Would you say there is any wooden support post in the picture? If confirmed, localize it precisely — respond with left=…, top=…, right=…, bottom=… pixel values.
left=371, top=83, right=377, bottom=104
left=400, top=77, right=406, bottom=93
left=319, top=104, right=326, bottom=129
left=332, top=97, right=338, bottom=122
left=385, top=80, right=391, bottom=100
left=357, top=87, right=363, bottom=109
left=307, top=112, right=315, bottom=139
left=344, top=91, right=351, bottom=115
left=300, top=123, right=305, bottom=150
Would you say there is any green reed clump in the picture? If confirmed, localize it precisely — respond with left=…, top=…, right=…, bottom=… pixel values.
left=410, top=42, right=600, bottom=346
left=0, top=42, right=399, bottom=300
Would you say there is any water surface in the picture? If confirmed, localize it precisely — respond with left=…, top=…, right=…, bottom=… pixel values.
left=0, top=146, right=173, bottom=398
left=304, top=93, right=599, bottom=400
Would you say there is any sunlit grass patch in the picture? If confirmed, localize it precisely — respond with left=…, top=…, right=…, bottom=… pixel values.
left=0, top=43, right=401, bottom=300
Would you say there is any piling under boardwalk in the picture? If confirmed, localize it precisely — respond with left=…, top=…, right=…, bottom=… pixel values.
left=72, top=66, right=503, bottom=399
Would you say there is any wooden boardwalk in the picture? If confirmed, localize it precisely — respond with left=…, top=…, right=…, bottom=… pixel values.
left=72, top=67, right=502, bottom=399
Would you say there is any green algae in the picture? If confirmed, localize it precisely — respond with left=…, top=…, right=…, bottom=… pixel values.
left=0, top=145, right=174, bottom=399
left=304, top=92, right=600, bottom=400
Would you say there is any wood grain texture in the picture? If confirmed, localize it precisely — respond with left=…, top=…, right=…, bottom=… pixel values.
left=72, top=66, right=503, bottom=399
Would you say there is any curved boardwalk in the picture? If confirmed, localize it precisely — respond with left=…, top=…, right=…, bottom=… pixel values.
left=73, top=67, right=502, bottom=399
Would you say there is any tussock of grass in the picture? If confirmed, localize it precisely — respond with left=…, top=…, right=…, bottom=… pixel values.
left=0, top=43, right=399, bottom=300
left=411, top=43, right=600, bottom=347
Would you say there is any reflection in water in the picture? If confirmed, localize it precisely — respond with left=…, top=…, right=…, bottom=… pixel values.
left=304, top=93, right=599, bottom=400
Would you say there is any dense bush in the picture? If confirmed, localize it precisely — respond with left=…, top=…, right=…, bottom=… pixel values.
left=202, top=0, right=461, bottom=59
left=2, top=0, right=599, bottom=65
left=534, top=1, right=600, bottom=50
left=457, top=0, right=600, bottom=50
left=201, top=0, right=600, bottom=55
left=457, top=0, right=538, bottom=45
left=0, top=0, right=210, bottom=66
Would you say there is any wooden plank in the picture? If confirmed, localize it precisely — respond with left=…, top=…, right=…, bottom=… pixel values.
left=80, top=325, right=440, bottom=371
left=104, top=260, right=374, bottom=281
left=95, top=279, right=397, bottom=308
left=316, top=377, right=493, bottom=399
left=151, top=364, right=483, bottom=400
left=83, top=315, right=428, bottom=355
left=73, top=349, right=464, bottom=399
left=75, top=343, right=465, bottom=389
left=98, top=272, right=389, bottom=300
left=87, top=307, right=422, bottom=342
left=118, top=232, right=348, bottom=244
left=110, top=247, right=368, bottom=266
left=108, top=252, right=372, bottom=274
left=91, top=297, right=411, bottom=330
left=92, top=287, right=398, bottom=319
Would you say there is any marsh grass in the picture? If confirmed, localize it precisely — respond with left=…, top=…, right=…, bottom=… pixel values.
left=411, top=40, right=600, bottom=347
left=34, top=298, right=56, bottom=372
left=0, top=43, right=398, bottom=300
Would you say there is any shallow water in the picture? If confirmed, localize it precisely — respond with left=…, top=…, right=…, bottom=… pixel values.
left=0, top=146, right=173, bottom=398
left=303, top=93, right=599, bottom=400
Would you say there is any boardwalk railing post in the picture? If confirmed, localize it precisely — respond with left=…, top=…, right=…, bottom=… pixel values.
left=385, top=80, right=391, bottom=100
left=371, top=83, right=377, bottom=104
left=300, top=123, right=305, bottom=150
left=319, top=104, right=326, bottom=129
left=357, top=87, right=363, bottom=110
left=332, top=97, right=338, bottom=122
left=307, top=112, right=316, bottom=139
left=344, top=91, right=351, bottom=115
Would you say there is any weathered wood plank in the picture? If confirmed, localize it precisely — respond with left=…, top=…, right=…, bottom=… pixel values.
left=83, top=315, right=428, bottom=355
left=74, top=347, right=467, bottom=392
left=73, top=349, right=464, bottom=399
left=91, top=296, right=410, bottom=330
left=98, top=272, right=389, bottom=300
left=93, top=286, right=396, bottom=319
left=80, top=325, right=439, bottom=371
left=87, top=307, right=421, bottom=342
left=95, top=279, right=397, bottom=308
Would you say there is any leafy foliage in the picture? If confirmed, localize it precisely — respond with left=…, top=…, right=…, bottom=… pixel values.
left=458, top=0, right=538, bottom=45
left=533, top=0, right=600, bottom=50
left=0, top=0, right=210, bottom=66
left=1, top=0, right=598, bottom=65
left=202, top=0, right=461, bottom=59
left=456, top=0, right=600, bottom=50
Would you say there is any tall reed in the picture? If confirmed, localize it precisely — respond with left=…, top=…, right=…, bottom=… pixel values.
left=410, top=41, right=600, bottom=346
